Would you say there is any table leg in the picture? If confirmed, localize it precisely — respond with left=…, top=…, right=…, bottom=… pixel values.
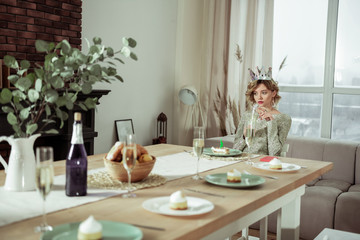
left=280, top=195, right=301, bottom=240
left=259, top=216, right=268, bottom=240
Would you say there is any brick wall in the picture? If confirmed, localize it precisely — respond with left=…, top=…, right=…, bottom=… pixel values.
left=0, top=0, right=82, bottom=64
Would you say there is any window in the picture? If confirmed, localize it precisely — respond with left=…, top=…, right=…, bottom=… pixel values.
left=273, top=0, right=360, bottom=141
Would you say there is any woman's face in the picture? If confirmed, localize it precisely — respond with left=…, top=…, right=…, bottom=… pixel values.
left=253, top=83, right=277, bottom=108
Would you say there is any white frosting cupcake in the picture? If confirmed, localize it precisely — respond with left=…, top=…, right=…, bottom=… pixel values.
left=78, top=215, right=102, bottom=240
left=227, top=169, right=242, bottom=182
left=269, top=158, right=282, bottom=169
left=169, top=190, right=188, bottom=210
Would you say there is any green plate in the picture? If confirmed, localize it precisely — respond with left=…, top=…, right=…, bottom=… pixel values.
left=203, top=148, right=242, bottom=157
left=205, top=173, right=265, bottom=188
left=41, top=220, right=143, bottom=240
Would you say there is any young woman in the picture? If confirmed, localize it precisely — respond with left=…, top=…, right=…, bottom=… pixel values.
left=233, top=67, right=292, bottom=156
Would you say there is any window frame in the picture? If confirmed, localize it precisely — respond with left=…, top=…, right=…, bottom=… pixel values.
left=277, top=0, right=360, bottom=139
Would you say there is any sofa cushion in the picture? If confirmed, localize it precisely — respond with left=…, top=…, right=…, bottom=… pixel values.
left=314, top=179, right=351, bottom=192
left=306, top=178, right=319, bottom=186
left=321, top=140, right=357, bottom=184
left=348, top=184, right=360, bottom=192
left=334, top=192, right=360, bottom=234
left=300, top=186, right=342, bottom=240
left=286, top=136, right=329, bottom=161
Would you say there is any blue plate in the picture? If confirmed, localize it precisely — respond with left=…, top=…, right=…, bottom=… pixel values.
left=41, top=220, right=143, bottom=240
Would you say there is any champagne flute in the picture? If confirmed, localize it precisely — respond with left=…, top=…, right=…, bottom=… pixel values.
left=245, top=120, right=256, bottom=165
left=34, top=147, right=54, bottom=233
left=122, top=134, right=137, bottom=198
left=192, top=126, right=205, bottom=180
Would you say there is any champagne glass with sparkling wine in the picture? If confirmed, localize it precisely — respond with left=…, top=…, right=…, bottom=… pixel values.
left=245, top=119, right=256, bottom=165
left=192, top=126, right=205, bottom=180
left=122, top=134, right=137, bottom=198
left=34, top=147, right=54, bottom=233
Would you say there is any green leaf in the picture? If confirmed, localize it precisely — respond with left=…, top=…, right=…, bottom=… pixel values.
left=88, top=75, right=99, bottom=84
left=28, top=89, right=39, bottom=102
left=20, top=60, right=30, bottom=70
left=84, top=97, right=97, bottom=109
left=114, top=57, right=125, bottom=64
left=26, top=123, right=38, bottom=135
left=89, top=64, right=102, bottom=76
left=1, top=106, right=13, bottom=113
left=81, top=82, right=92, bottom=94
left=61, top=40, right=71, bottom=55
left=42, top=119, right=56, bottom=124
left=65, top=100, right=74, bottom=110
left=35, top=79, right=42, bottom=92
left=35, top=40, right=50, bottom=52
left=115, top=75, right=124, bottom=82
left=55, top=96, right=67, bottom=107
left=45, top=104, right=51, bottom=116
left=78, top=102, right=87, bottom=111
left=130, top=52, right=138, bottom=61
left=93, top=37, right=102, bottom=45
left=0, top=88, right=13, bottom=103
left=16, top=77, right=32, bottom=91
left=69, top=82, right=81, bottom=92
left=4, top=55, right=19, bottom=69
left=20, top=108, right=30, bottom=120
left=106, top=47, right=114, bottom=57
left=122, top=38, right=129, bottom=46
left=44, top=129, right=59, bottom=134
left=127, top=38, right=137, bottom=48
left=120, top=46, right=131, bottom=57
left=49, top=76, right=64, bottom=89
left=12, top=125, right=22, bottom=138
left=7, top=112, right=17, bottom=125
left=8, top=75, right=19, bottom=85
left=12, top=90, right=27, bottom=100
left=34, top=68, right=44, bottom=79
left=44, top=89, right=59, bottom=103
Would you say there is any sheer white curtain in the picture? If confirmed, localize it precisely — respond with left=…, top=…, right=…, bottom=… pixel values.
left=227, top=0, right=274, bottom=119
left=173, top=0, right=274, bottom=146
left=174, top=0, right=231, bottom=146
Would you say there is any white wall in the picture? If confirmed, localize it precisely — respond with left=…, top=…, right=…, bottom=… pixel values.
left=82, top=0, right=178, bottom=154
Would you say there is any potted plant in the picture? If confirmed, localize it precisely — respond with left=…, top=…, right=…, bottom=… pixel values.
left=0, top=37, right=137, bottom=191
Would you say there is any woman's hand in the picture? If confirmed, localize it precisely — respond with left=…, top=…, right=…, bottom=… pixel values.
left=256, top=107, right=274, bottom=121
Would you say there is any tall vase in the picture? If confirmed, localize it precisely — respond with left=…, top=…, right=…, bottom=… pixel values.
left=0, top=134, right=40, bottom=191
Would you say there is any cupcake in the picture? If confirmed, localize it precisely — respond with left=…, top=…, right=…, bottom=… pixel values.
left=169, top=190, right=188, bottom=210
left=269, top=158, right=282, bottom=170
left=78, top=215, right=102, bottom=240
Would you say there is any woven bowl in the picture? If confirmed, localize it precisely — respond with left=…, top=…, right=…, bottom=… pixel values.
left=103, top=156, right=156, bottom=183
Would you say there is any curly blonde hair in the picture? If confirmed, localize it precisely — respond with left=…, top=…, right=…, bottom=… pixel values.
left=245, top=79, right=281, bottom=110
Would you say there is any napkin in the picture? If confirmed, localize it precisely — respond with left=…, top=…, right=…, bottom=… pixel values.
left=260, top=156, right=277, bottom=162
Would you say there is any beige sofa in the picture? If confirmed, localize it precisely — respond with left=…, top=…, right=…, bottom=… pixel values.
left=204, top=135, right=360, bottom=240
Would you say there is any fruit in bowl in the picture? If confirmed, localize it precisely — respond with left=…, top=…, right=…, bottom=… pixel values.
left=103, top=142, right=156, bottom=182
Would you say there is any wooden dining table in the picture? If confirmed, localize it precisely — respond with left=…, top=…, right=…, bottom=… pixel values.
left=0, top=143, right=333, bottom=240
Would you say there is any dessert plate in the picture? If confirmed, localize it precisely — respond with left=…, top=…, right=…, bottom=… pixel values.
left=252, top=162, right=301, bottom=172
left=142, top=196, right=214, bottom=216
left=41, top=220, right=143, bottom=240
left=205, top=173, right=265, bottom=188
left=203, top=148, right=242, bottom=157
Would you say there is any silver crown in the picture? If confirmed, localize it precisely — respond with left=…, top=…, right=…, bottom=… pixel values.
left=249, top=67, right=272, bottom=81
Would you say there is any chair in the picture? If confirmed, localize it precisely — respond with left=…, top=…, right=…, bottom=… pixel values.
left=280, top=143, right=289, bottom=157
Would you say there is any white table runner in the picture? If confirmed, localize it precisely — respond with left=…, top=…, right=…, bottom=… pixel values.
left=0, top=152, right=238, bottom=227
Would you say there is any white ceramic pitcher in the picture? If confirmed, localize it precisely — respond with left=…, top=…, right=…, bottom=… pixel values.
left=0, top=134, right=40, bottom=191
